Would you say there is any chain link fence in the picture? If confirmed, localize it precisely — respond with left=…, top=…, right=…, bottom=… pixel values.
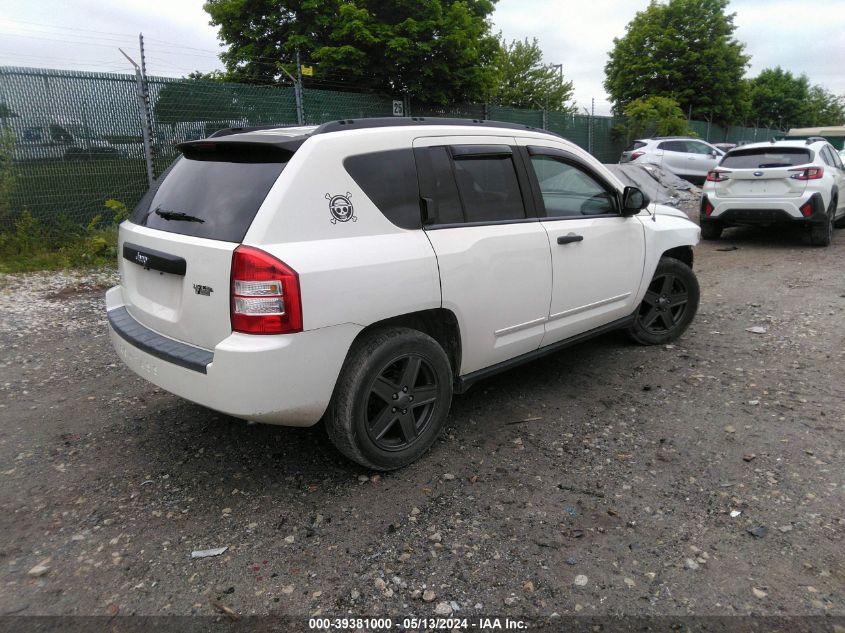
left=0, top=66, right=784, bottom=232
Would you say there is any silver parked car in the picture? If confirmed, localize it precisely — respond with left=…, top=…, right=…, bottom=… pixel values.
left=620, top=137, right=725, bottom=184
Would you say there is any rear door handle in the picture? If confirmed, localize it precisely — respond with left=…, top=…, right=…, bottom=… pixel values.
left=557, top=234, right=584, bottom=245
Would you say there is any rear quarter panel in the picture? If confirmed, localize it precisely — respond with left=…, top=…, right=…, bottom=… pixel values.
left=244, top=131, right=442, bottom=331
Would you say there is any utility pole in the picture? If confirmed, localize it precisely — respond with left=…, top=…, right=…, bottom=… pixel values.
left=120, top=47, right=155, bottom=187
left=588, top=97, right=595, bottom=155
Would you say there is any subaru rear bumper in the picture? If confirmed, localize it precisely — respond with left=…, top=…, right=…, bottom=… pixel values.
left=700, top=192, right=828, bottom=227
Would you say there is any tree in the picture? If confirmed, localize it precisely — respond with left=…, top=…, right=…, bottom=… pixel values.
left=624, top=96, right=691, bottom=138
left=491, top=37, right=574, bottom=111
left=746, top=67, right=809, bottom=128
left=805, top=87, right=845, bottom=127
left=604, top=0, right=749, bottom=125
left=746, top=67, right=844, bottom=128
left=203, top=0, right=502, bottom=105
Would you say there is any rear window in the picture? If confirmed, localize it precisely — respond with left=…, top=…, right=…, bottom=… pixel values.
left=625, top=141, right=647, bottom=151
left=130, top=145, right=288, bottom=242
left=720, top=147, right=812, bottom=169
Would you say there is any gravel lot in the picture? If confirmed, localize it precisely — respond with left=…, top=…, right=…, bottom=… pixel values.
left=1, top=213, right=844, bottom=627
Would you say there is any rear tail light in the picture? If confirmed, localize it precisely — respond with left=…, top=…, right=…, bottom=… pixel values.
left=630, top=151, right=645, bottom=161
left=800, top=201, right=814, bottom=218
left=231, top=246, right=302, bottom=334
left=706, top=170, right=730, bottom=182
left=790, top=166, right=823, bottom=180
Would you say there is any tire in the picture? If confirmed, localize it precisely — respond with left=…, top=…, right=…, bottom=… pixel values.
left=809, top=201, right=834, bottom=247
left=325, top=327, right=453, bottom=470
left=626, top=257, right=700, bottom=345
left=700, top=222, right=723, bottom=240
left=833, top=197, right=845, bottom=228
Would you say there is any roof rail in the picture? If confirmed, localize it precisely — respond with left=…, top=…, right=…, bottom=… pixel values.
left=311, top=117, right=561, bottom=137
left=805, top=136, right=827, bottom=144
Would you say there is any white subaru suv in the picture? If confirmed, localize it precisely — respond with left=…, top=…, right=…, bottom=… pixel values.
left=700, top=138, right=845, bottom=246
left=106, top=118, right=700, bottom=470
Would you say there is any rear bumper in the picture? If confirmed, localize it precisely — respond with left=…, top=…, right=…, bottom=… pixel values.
left=106, top=286, right=362, bottom=426
left=700, top=192, right=827, bottom=227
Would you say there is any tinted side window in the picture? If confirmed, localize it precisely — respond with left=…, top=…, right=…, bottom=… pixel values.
left=344, top=149, right=421, bottom=229
left=530, top=155, right=617, bottom=217
left=414, top=147, right=464, bottom=225
left=451, top=154, right=526, bottom=223
left=660, top=141, right=687, bottom=152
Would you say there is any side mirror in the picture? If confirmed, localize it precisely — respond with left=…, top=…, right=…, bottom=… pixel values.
left=621, top=186, right=650, bottom=216
left=710, top=150, right=719, bottom=157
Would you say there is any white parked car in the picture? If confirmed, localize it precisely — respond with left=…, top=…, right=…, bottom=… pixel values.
left=701, top=138, right=845, bottom=246
left=619, top=137, right=725, bottom=184
left=106, top=118, right=701, bottom=469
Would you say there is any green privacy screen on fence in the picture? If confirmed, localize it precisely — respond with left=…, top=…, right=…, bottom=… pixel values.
left=0, top=66, right=785, bottom=231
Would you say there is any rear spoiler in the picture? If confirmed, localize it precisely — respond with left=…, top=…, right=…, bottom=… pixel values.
left=176, top=137, right=305, bottom=162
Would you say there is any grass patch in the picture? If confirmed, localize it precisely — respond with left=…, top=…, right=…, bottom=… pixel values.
left=8, top=157, right=150, bottom=229
left=0, top=200, right=126, bottom=273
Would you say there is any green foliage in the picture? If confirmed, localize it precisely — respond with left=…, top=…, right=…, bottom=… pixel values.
left=203, top=0, right=502, bottom=105
left=0, top=127, right=15, bottom=225
left=490, top=37, right=575, bottom=111
left=0, top=198, right=125, bottom=273
left=623, top=96, right=692, bottom=138
left=605, top=0, right=749, bottom=125
left=747, top=67, right=845, bottom=128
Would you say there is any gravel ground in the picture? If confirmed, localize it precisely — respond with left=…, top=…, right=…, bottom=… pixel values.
left=0, top=210, right=844, bottom=626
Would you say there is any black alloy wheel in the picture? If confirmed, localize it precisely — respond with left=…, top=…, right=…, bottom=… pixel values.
left=626, top=256, right=700, bottom=345
left=638, top=271, right=690, bottom=335
left=364, top=353, right=439, bottom=451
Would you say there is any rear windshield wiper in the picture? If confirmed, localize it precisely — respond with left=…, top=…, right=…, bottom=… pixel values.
left=155, top=208, right=205, bottom=223
left=757, top=163, right=791, bottom=168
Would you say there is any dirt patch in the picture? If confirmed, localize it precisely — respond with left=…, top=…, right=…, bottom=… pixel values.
left=0, top=229, right=843, bottom=622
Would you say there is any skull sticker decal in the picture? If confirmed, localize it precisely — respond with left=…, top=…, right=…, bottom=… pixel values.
left=326, top=192, right=356, bottom=224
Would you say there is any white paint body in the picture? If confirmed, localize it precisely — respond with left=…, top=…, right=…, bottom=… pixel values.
left=107, top=124, right=700, bottom=426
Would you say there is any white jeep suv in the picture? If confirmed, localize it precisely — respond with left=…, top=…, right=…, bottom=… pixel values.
left=619, top=137, right=724, bottom=184
left=700, top=139, right=845, bottom=246
left=106, top=118, right=701, bottom=470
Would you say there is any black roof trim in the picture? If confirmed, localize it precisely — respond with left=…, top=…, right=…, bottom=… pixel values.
left=311, top=117, right=562, bottom=138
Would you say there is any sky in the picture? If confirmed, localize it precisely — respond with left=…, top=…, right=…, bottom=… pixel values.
left=1, top=0, right=844, bottom=116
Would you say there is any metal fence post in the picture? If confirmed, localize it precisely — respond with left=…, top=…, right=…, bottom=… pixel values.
left=542, top=108, right=548, bottom=130
left=120, top=49, right=155, bottom=187
left=294, top=49, right=305, bottom=125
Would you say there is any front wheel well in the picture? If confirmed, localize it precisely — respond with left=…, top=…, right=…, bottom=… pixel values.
left=351, top=309, right=462, bottom=377
left=661, top=245, right=693, bottom=269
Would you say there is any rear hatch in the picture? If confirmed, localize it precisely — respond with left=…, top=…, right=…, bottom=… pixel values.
left=119, top=139, right=295, bottom=350
left=713, top=147, right=813, bottom=198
